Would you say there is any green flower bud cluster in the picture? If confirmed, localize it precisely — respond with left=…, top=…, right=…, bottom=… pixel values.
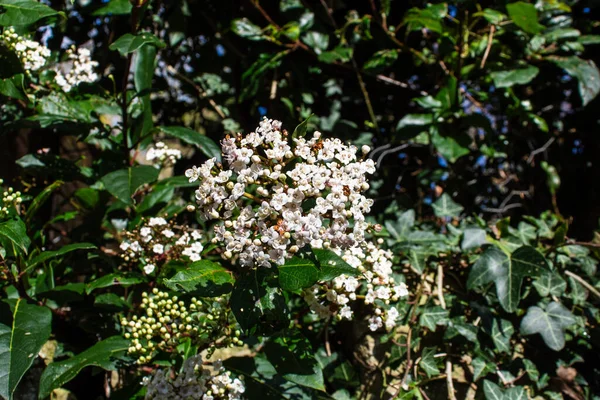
left=120, top=288, right=242, bottom=364
left=0, top=180, right=22, bottom=219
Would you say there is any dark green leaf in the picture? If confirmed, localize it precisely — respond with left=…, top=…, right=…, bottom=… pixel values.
left=419, top=306, right=449, bottom=331
left=431, top=130, right=470, bottom=163
left=548, top=56, right=600, bottom=106
left=158, top=126, right=221, bottom=160
left=506, top=2, right=544, bottom=34
left=318, top=46, right=353, bottom=64
left=292, top=114, right=313, bottom=139
left=25, top=243, right=96, bottom=273
left=533, top=271, right=566, bottom=297
left=100, top=166, right=159, bottom=205
left=490, top=66, right=539, bottom=88
left=363, top=50, right=398, bottom=71
left=520, top=302, right=575, bottom=351
left=0, top=0, right=59, bottom=26
left=278, top=256, right=319, bottom=291
left=164, top=260, right=234, bottom=296
left=490, top=319, right=514, bottom=353
left=467, top=246, right=548, bottom=312
left=312, top=248, right=360, bottom=281
left=0, top=219, right=30, bottom=255
left=0, top=74, right=25, bottom=100
left=25, top=180, right=63, bottom=225
left=92, top=0, right=131, bottom=15
left=302, top=31, right=329, bottom=54
left=461, top=228, right=487, bottom=250
left=404, top=4, right=446, bottom=33
left=109, top=33, right=165, bottom=56
left=38, top=336, right=130, bottom=399
left=264, top=333, right=325, bottom=391
left=86, top=273, right=145, bottom=294
left=419, top=347, right=440, bottom=378
left=0, top=300, right=52, bottom=400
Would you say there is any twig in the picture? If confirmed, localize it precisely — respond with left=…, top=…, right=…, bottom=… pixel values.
left=351, top=58, right=379, bottom=131
left=251, top=0, right=280, bottom=29
left=437, top=264, right=447, bottom=309
left=480, top=25, right=495, bottom=69
left=419, top=387, right=432, bottom=400
left=375, top=144, right=410, bottom=168
left=565, top=270, right=600, bottom=299
left=446, top=360, right=457, bottom=400
left=375, top=74, right=429, bottom=96
left=527, top=137, right=555, bottom=164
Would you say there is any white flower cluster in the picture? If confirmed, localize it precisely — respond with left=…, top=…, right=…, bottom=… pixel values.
left=185, top=117, right=376, bottom=267
left=121, top=289, right=241, bottom=364
left=0, top=180, right=22, bottom=219
left=55, top=47, right=99, bottom=92
left=143, top=356, right=245, bottom=400
left=0, top=28, right=50, bottom=72
left=146, top=142, right=182, bottom=168
left=303, top=241, right=408, bottom=331
left=119, top=217, right=204, bottom=275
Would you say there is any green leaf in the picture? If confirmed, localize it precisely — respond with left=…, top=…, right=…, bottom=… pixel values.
left=164, top=260, right=234, bottom=296
left=0, top=219, right=30, bottom=256
left=419, top=306, right=449, bottom=331
left=490, top=65, right=539, bottom=88
left=86, top=273, right=145, bottom=294
left=578, top=35, right=600, bottom=45
left=431, top=130, right=470, bottom=163
left=135, top=184, right=174, bottom=214
left=109, top=33, right=165, bottom=56
left=25, top=180, right=63, bottom=225
left=264, top=333, right=325, bottom=391
left=533, top=270, right=566, bottom=297
left=479, top=8, right=506, bottom=25
left=404, top=4, right=446, bottom=33
left=0, top=0, right=59, bottom=26
left=467, top=246, right=548, bottom=312
left=520, top=302, right=575, bottom=351
left=318, top=46, right=353, bottom=64
left=548, top=56, right=600, bottom=106
left=231, top=18, right=264, bottom=41
left=414, top=96, right=443, bottom=109
left=472, top=357, right=494, bottom=381
left=25, top=243, right=96, bottom=273
left=419, top=347, right=440, bottom=378
left=506, top=2, right=544, bottom=34
left=490, top=319, right=514, bottom=353
left=461, top=228, right=487, bottom=250
left=92, top=0, right=131, bottom=16
left=292, top=114, right=313, bottom=139
left=432, top=194, right=463, bottom=218
left=100, top=166, right=159, bottom=205
left=278, top=256, right=319, bottom=291
left=0, top=74, right=25, bottom=100
left=230, top=269, right=289, bottom=336
left=312, top=248, right=360, bottom=281
left=131, top=44, right=156, bottom=141
left=38, top=336, right=130, bottom=399
left=0, top=299, right=52, bottom=400
left=396, top=113, right=433, bottom=130
left=363, top=49, right=398, bottom=71
left=158, top=126, right=221, bottom=160
left=522, top=359, right=539, bottom=381
left=385, top=210, right=415, bottom=241
left=302, top=31, right=329, bottom=54
left=483, top=380, right=503, bottom=400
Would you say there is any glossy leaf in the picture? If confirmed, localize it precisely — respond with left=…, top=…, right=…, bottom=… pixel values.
left=0, top=299, right=52, bottom=400
left=490, top=65, right=539, bottom=88
left=158, top=126, right=221, bottom=160
left=0, top=219, right=30, bottom=255
left=109, top=32, right=165, bottom=56
left=86, top=273, right=145, bottom=294
left=100, top=166, right=159, bottom=205
left=0, top=0, right=59, bottom=26
left=164, top=260, right=234, bottom=296
left=25, top=243, right=96, bottom=273
left=231, top=18, right=264, bottom=41
left=432, top=193, right=463, bottom=218
left=278, top=256, right=319, bottom=291
left=312, top=248, right=360, bottom=281
left=520, top=302, right=576, bottom=351
left=506, top=2, right=544, bottom=34
left=548, top=56, right=600, bottom=106
left=38, top=336, right=130, bottom=399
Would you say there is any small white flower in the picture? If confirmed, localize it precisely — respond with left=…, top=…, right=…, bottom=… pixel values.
left=144, top=264, right=156, bottom=274
left=161, top=229, right=175, bottom=238
left=152, top=244, right=164, bottom=254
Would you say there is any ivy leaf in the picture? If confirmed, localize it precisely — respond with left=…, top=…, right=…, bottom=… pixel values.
left=25, top=243, right=96, bottom=273
left=533, top=271, right=566, bottom=298
left=158, top=126, right=221, bottom=160
left=264, top=333, right=325, bottom=391
left=301, top=31, right=329, bottom=54
left=419, top=347, right=440, bottom=378
left=548, top=56, right=600, bottom=106
left=472, top=357, right=494, bottom=381
left=164, top=260, right=234, bottom=296
left=230, top=269, right=289, bottom=336
left=100, top=166, right=159, bottom=205
left=0, top=219, right=30, bottom=256
left=506, top=2, right=544, bottom=34
left=520, top=302, right=576, bottom=351
left=490, top=319, right=514, bottom=353
left=432, top=194, right=463, bottom=218
left=38, top=336, right=130, bottom=399
left=0, top=299, right=52, bottom=400
left=461, top=228, right=487, bottom=250
left=490, top=65, right=539, bottom=88
left=278, top=256, right=319, bottom=291
left=312, top=248, right=360, bottom=281
left=231, top=18, right=264, bottom=41
left=419, top=306, right=449, bottom=331
left=0, top=0, right=59, bottom=26
left=292, top=114, right=313, bottom=139
left=483, top=380, right=527, bottom=400
left=109, top=32, right=165, bottom=56
left=467, top=246, right=548, bottom=312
